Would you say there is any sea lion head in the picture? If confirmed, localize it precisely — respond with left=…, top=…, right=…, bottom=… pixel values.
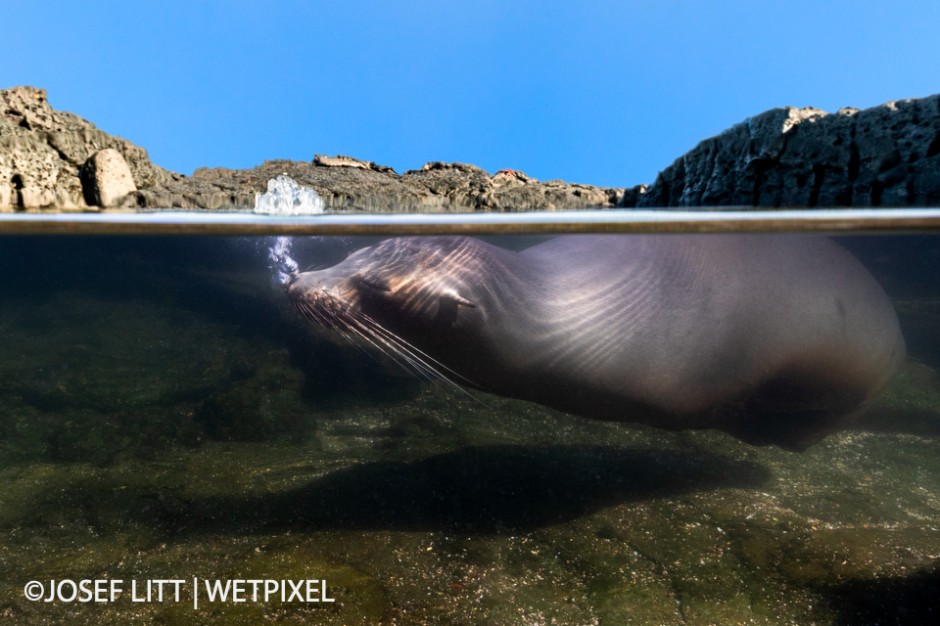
left=287, top=237, right=489, bottom=386
left=287, top=237, right=479, bottom=336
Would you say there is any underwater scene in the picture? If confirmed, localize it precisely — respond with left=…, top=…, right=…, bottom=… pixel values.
left=0, top=230, right=939, bottom=625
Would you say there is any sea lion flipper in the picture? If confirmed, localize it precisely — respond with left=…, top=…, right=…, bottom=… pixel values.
left=443, top=288, right=476, bottom=308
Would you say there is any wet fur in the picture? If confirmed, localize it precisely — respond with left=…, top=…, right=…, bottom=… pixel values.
left=288, top=235, right=905, bottom=450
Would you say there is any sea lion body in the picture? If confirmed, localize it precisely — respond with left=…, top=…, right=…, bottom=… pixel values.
left=288, top=235, right=905, bottom=449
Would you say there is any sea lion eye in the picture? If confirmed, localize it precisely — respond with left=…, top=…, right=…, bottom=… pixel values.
left=355, top=274, right=391, bottom=292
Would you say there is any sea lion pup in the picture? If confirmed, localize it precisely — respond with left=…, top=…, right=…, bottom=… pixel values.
left=287, top=235, right=905, bottom=450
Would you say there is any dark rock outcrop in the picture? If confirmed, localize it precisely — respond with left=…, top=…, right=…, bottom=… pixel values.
left=638, top=95, right=940, bottom=208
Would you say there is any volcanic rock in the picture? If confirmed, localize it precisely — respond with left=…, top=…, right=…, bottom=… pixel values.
left=81, top=148, right=138, bottom=208
left=3, top=85, right=940, bottom=211
left=0, top=86, right=174, bottom=211
left=138, top=158, right=625, bottom=212
left=639, top=95, right=940, bottom=208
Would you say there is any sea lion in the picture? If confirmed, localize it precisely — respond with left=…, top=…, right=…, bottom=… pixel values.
left=287, top=235, right=905, bottom=450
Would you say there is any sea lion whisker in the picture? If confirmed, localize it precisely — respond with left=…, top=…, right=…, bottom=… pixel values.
left=336, top=314, right=411, bottom=365
left=301, top=297, right=474, bottom=398
left=344, top=312, right=485, bottom=405
left=324, top=312, right=402, bottom=372
left=294, top=300, right=321, bottom=326
left=342, top=313, right=448, bottom=383
left=298, top=299, right=340, bottom=332
left=355, top=310, right=479, bottom=389
left=292, top=295, right=394, bottom=369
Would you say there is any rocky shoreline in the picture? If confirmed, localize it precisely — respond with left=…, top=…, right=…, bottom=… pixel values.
left=640, top=97, right=940, bottom=209
left=143, top=158, right=627, bottom=213
left=1, top=85, right=938, bottom=212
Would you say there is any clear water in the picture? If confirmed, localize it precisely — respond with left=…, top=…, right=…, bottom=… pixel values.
left=0, top=223, right=938, bottom=625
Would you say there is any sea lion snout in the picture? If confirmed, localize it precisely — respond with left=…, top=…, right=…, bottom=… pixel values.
left=288, top=271, right=359, bottom=325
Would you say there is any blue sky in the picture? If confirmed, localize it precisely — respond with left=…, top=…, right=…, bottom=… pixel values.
left=5, top=1, right=939, bottom=187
